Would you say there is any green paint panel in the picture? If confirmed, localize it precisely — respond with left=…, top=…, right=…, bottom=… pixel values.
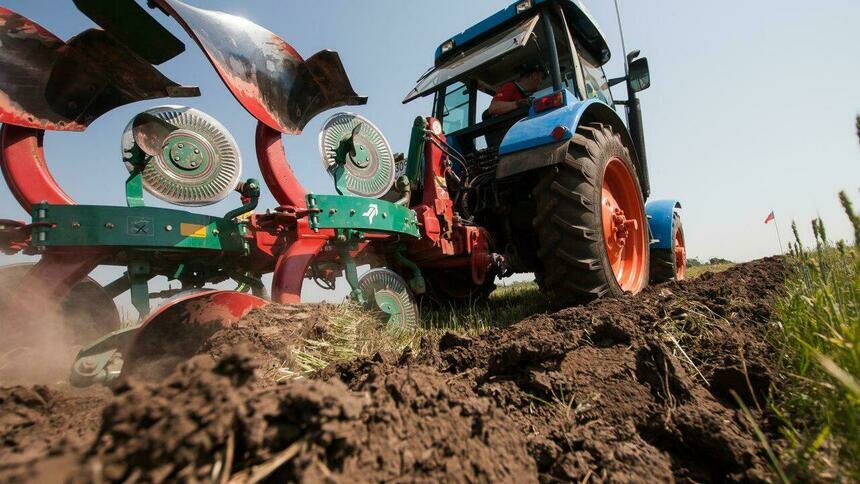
left=306, top=194, right=420, bottom=238
left=31, top=204, right=245, bottom=252
left=164, top=136, right=209, bottom=173
left=406, top=117, right=427, bottom=185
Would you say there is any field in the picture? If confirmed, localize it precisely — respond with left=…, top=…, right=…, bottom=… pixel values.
left=1, top=205, right=857, bottom=482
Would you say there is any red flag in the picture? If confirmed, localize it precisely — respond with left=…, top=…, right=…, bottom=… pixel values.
left=764, top=211, right=775, bottom=224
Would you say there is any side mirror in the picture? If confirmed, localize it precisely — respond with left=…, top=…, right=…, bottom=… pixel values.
left=628, top=57, right=650, bottom=93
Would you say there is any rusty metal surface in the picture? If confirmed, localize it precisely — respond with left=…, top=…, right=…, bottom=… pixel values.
left=0, top=7, right=198, bottom=132
left=73, top=0, right=185, bottom=65
left=155, top=0, right=366, bottom=134
left=131, top=112, right=179, bottom=156
left=0, top=7, right=75, bottom=130
left=123, top=290, right=269, bottom=375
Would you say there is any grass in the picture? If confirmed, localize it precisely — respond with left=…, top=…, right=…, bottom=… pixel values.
left=686, top=262, right=735, bottom=279
left=283, top=281, right=550, bottom=378
left=285, top=262, right=736, bottom=378
left=281, top=201, right=860, bottom=481
left=280, top=302, right=423, bottom=379
left=420, top=281, right=547, bottom=336
left=767, top=191, right=859, bottom=480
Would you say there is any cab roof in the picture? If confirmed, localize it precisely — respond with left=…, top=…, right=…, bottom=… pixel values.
left=434, top=0, right=610, bottom=66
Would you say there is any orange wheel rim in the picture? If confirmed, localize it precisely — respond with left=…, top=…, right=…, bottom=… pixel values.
left=600, top=157, right=648, bottom=292
left=674, top=227, right=686, bottom=280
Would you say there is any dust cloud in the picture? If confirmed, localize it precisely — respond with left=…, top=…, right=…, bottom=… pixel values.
left=0, top=304, right=87, bottom=386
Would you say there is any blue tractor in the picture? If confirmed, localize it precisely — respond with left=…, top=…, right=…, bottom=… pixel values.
left=402, top=0, right=686, bottom=301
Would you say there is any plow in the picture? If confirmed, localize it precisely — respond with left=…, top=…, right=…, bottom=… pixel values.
left=0, top=0, right=686, bottom=387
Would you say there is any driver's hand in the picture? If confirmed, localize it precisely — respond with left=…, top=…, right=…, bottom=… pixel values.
left=516, top=97, right=533, bottom=108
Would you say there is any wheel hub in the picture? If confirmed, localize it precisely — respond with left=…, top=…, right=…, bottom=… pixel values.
left=348, top=142, right=372, bottom=169
left=166, top=137, right=208, bottom=171
left=599, top=157, right=647, bottom=293
left=609, top=207, right=639, bottom=250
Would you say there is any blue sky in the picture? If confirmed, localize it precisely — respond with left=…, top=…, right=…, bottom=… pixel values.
left=2, top=0, right=859, bottom=307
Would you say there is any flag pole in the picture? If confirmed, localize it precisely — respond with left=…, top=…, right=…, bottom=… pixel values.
left=772, top=214, right=785, bottom=254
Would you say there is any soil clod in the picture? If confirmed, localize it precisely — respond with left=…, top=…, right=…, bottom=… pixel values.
left=0, top=258, right=787, bottom=482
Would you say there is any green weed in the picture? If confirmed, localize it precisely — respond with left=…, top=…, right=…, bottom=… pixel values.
left=770, top=191, right=859, bottom=480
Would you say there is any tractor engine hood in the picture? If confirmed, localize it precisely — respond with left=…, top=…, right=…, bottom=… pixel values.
left=152, top=0, right=367, bottom=135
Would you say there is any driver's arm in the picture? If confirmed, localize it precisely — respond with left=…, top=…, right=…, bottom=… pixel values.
left=487, top=99, right=521, bottom=116
left=488, top=83, right=531, bottom=116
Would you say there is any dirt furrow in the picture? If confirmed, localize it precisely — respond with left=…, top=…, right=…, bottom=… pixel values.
left=0, top=257, right=786, bottom=483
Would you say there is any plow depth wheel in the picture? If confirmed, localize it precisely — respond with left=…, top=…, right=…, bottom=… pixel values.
left=0, top=263, right=120, bottom=345
left=357, top=269, right=419, bottom=329
left=533, top=123, right=649, bottom=301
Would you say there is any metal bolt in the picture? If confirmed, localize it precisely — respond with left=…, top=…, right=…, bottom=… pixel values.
left=71, top=222, right=81, bottom=229
left=190, top=161, right=197, bottom=167
left=329, top=208, right=337, bottom=215
left=350, top=209, right=356, bottom=216
left=165, top=224, right=173, bottom=231
left=79, top=358, right=96, bottom=373
left=173, top=155, right=180, bottom=161
left=104, top=222, right=115, bottom=229
left=212, top=229, right=220, bottom=235
left=381, top=213, right=387, bottom=219
left=194, top=149, right=200, bottom=154
left=178, top=143, right=184, bottom=148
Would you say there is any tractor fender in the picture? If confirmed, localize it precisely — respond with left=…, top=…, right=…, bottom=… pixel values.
left=496, top=96, right=641, bottom=182
left=645, top=199, right=682, bottom=250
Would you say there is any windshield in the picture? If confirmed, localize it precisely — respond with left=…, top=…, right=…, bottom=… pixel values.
left=403, top=15, right=540, bottom=103
left=577, top=40, right=612, bottom=104
left=432, top=11, right=579, bottom=136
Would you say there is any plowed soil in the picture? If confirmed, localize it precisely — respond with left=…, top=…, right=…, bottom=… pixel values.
left=0, top=257, right=787, bottom=483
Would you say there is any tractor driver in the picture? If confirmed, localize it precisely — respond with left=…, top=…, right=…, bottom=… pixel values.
left=486, top=63, right=546, bottom=117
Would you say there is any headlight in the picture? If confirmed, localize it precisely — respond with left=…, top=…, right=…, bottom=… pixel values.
left=441, top=40, right=455, bottom=54
left=516, top=0, right=533, bottom=13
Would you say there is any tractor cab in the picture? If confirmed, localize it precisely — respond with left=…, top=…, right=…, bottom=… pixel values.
left=403, top=0, right=617, bottom=158
left=399, top=0, right=671, bottom=297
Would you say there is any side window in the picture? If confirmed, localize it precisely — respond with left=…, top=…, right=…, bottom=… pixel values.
left=476, top=88, right=493, bottom=123
left=441, top=82, right=471, bottom=133
left=578, top=47, right=612, bottom=104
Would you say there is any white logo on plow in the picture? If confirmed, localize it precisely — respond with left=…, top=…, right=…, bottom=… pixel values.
left=363, top=204, right=379, bottom=224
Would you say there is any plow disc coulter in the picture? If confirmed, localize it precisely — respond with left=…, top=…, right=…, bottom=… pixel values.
left=0, top=0, right=685, bottom=387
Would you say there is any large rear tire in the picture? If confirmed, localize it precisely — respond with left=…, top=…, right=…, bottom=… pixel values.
left=533, top=123, right=649, bottom=301
left=650, top=212, right=686, bottom=283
